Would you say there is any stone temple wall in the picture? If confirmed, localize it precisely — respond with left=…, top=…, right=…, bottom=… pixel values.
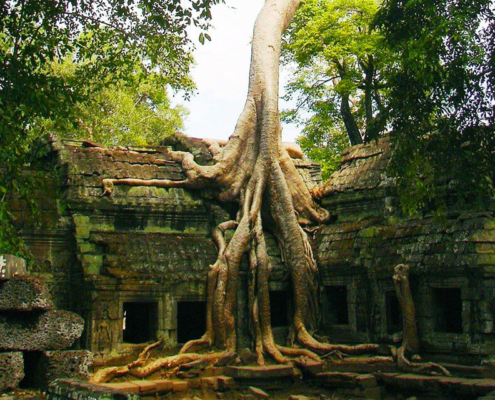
left=316, top=137, right=495, bottom=364
left=10, top=136, right=321, bottom=356
left=10, top=134, right=495, bottom=365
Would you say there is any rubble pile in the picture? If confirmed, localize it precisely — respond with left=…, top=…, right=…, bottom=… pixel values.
left=0, top=254, right=92, bottom=392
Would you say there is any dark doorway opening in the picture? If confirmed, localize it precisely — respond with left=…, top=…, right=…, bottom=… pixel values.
left=386, top=291, right=402, bottom=334
left=20, top=351, right=43, bottom=389
left=325, top=285, right=349, bottom=325
left=433, top=288, right=463, bottom=333
left=123, top=302, right=158, bottom=344
left=177, top=301, right=206, bottom=344
left=269, top=291, right=289, bottom=327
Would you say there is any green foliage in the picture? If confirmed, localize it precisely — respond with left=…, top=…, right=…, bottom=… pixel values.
left=42, top=58, right=187, bottom=147
left=0, top=0, right=221, bottom=256
left=282, top=0, right=393, bottom=165
left=297, top=119, right=349, bottom=181
left=376, top=0, right=495, bottom=213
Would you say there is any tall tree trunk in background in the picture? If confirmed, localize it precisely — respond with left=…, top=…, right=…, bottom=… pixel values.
left=340, top=94, right=363, bottom=146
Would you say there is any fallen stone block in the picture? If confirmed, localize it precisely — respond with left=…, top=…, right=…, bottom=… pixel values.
left=0, top=310, right=84, bottom=351
left=0, top=255, right=26, bottom=281
left=172, top=380, right=188, bottom=392
left=101, top=382, right=141, bottom=395
left=154, top=380, right=174, bottom=393
left=201, top=376, right=235, bottom=392
left=0, top=352, right=24, bottom=392
left=0, top=275, right=53, bottom=311
left=226, top=365, right=293, bottom=379
left=297, top=359, right=323, bottom=376
left=248, top=386, right=269, bottom=399
left=48, top=379, right=140, bottom=400
left=132, top=380, right=157, bottom=395
left=25, top=350, right=93, bottom=391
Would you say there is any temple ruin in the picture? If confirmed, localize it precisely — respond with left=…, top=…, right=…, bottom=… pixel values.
left=2, top=134, right=495, bottom=398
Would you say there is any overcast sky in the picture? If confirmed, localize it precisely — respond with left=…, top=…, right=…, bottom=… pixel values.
left=172, top=0, right=299, bottom=142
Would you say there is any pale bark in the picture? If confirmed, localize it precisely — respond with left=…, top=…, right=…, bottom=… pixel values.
left=93, top=0, right=383, bottom=382
left=393, top=264, right=450, bottom=376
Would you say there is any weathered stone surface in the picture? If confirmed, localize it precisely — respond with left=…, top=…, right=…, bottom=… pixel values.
left=0, top=275, right=52, bottom=311
left=48, top=379, right=140, bottom=400
left=27, top=350, right=93, bottom=390
left=0, top=310, right=84, bottom=351
left=0, top=255, right=26, bottom=280
left=248, top=386, right=269, bottom=399
left=0, top=352, right=24, bottom=392
left=225, top=365, right=294, bottom=379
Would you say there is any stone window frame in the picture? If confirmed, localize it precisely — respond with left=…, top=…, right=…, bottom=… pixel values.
left=320, top=277, right=357, bottom=333
left=377, top=281, right=398, bottom=340
left=171, top=293, right=207, bottom=345
left=117, top=291, right=166, bottom=350
left=419, top=277, right=469, bottom=341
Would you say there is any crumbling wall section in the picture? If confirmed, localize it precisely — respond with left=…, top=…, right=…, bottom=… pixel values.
left=317, top=137, right=495, bottom=363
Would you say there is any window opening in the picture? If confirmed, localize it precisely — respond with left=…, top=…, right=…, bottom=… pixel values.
left=325, top=285, right=349, bottom=325
left=122, top=302, right=158, bottom=344
left=269, top=291, right=289, bottom=327
left=386, top=291, right=402, bottom=334
left=177, top=301, right=206, bottom=343
left=433, top=288, right=463, bottom=333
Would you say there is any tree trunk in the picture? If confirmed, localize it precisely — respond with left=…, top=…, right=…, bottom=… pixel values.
left=94, top=0, right=383, bottom=382
left=340, top=94, right=363, bottom=146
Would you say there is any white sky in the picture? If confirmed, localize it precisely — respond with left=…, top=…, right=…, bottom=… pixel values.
left=172, top=0, right=299, bottom=142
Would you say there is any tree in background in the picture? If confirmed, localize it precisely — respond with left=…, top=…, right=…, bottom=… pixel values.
left=0, top=0, right=221, bottom=254
left=42, top=58, right=187, bottom=148
left=281, top=0, right=393, bottom=176
left=376, top=0, right=495, bottom=213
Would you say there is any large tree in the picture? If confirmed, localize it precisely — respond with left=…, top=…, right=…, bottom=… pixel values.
left=93, top=0, right=385, bottom=383
left=281, top=0, right=392, bottom=149
left=376, top=0, right=495, bottom=212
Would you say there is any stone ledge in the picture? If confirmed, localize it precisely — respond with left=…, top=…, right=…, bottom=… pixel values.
left=0, top=275, right=52, bottom=311
left=0, top=310, right=84, bottom=351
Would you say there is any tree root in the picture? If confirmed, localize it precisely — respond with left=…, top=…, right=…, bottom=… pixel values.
left=91, top=352, right=231, bottom=383
left=90, top=0, right=450, bottom=385
left=396, top=346, right=451, bottom=376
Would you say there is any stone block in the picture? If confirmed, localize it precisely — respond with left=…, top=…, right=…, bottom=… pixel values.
left=172, top=380, right=188, bottom=392
left=297, top=359, right=323, bottom=375
left=49, top=379, right=140, bottom=400
left=225, top=365, right=293, bottom=379
left=132, top=380, right=157, bottom=395
left=154, top=379, right=174, bottom=393
left=473, top=230, right=495, bottom=243
left=0, top=310, right=84, bottom=351
left=201, top=376, right=235, bottom=392
left=0, top=352, right=24, bottom=392
left=26, top=350, right=93, bottom=390
left=0, top=275, right=53, bottom=311
left=101, top=382, right=140, bottom=395
left=248, top=386, right=269, bottom=399
left=0, top=255, right=26, bottom=280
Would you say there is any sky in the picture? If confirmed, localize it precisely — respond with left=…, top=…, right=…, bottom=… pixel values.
left=172, top=0, right=300, bottom=143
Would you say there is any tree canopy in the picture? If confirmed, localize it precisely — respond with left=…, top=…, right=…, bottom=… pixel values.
left=42, top=58, right=187, bottom=148
left=376, top=0, right=495, bottom=212
left=281, top=0, right=393, bottom=176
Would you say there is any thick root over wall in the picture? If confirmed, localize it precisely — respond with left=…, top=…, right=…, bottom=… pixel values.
left=92, top=0, right=447, bottom=383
